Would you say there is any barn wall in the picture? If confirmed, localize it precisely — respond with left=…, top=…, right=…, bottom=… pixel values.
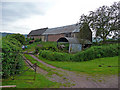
left=27, top=35, right=45, bottom=41
left=47, top=34, right=65, bottom=42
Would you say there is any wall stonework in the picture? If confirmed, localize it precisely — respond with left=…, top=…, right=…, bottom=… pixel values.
left=27, top=35, right=45, bottom=41
left=48, top=34, right=65, bottom=42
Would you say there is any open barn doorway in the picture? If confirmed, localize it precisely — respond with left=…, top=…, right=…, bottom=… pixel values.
left=57, top=37, right=69, bottom=53
left=57, top=37, right=82, bottom=53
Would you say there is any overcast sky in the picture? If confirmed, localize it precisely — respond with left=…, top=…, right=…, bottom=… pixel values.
left=0, top=0, right=119, bottom=34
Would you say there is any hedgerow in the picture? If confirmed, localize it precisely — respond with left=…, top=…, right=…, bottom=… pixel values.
left=38, top=44, right=119, bottom=62
left=2, top=36, right=24, bottom=78
left=39, top=50, right=73, bottom=61
left=73, top=44, right=119, bottom=62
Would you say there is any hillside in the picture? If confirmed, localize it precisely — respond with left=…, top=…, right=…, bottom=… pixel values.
left=0, top=32, right=28, bottom=38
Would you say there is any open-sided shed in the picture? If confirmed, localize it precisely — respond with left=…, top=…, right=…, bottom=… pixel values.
left=57, top=37, right=81, bottom=53
left=57, top=37, right=92, bottom=53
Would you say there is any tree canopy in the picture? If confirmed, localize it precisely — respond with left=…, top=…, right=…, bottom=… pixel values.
left=6, top=33, right=25, bottom=44
left=79, top=1, right=120, bottom=42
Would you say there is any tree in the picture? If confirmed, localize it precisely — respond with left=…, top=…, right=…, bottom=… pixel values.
left=88, top=1, right=120, bottom=43
left=7, top=34, right=25, bottom=44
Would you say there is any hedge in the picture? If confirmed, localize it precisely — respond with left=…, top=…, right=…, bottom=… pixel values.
left=38, top=44, right=119, bottom=62
left=39, top=50, right=73, bottom=61
left=72, top=44, right=119, bottom=61
left=2, top=36, right=24, bottom=78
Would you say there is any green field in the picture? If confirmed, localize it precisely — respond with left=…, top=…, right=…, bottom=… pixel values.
left=37, top=56, right=118, bottom=75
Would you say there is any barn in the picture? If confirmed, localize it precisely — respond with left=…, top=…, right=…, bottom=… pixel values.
left=27, top=23, right=92, bottom=53
left=42, top=23, right=92, bottom=53
left=42, top=24, right=80, bottom=42
left=27, top=27, right=48, bottom=41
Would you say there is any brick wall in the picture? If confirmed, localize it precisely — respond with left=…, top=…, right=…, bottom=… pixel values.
left=48, top=34, right=65, bottom=42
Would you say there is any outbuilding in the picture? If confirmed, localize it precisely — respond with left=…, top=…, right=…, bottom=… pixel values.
left=57, top=37, right=92, bottom=53
left=27, top=27, right=48, bottom=41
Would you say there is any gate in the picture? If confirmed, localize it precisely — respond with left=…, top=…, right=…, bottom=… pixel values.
left=2, top=51, right=37, bottom=81
left=11, top=55, right=37, bottom=80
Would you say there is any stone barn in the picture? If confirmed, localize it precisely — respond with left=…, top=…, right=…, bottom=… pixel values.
left=27, top=23, right=92, bottom=53
left=27, top=27, right=48, bottom=41
left=42, top=23, right=92, bottom=53
left=42, top=24, right=80, bottom=42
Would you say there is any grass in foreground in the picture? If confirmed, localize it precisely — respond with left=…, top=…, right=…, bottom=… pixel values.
left=37, top=56, right=118, bottom=75
left=24, top=54, right=63, bottom=77
left=2, top=61, right=61, bottom=88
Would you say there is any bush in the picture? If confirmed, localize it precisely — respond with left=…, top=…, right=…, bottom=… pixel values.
left=72, top=44, right=119, bottom=62
left=2, top=36, right=23, bottom=78
left=34, top=42, right=59, bottom=52
left=39, top=50, right=72, bottom=61
left=6, top=34, right=25, bottom=44
left=38, top=44, right=119, bottom=62
left=35, top=38, right=41, bottom=42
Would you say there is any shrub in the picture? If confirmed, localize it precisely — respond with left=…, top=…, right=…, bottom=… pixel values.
left=6, top=34, right=25, bottom=44
left=39, top=44, right=119, bottom=62
left=72, top=44, right=119, bottom=62
left=2, top=37, right=23, bottom=78
left=39, top=50, right=72, bottom=61
left=34, top=42, right=59, bottom=52
left=35, top=38, right=41, bottom=42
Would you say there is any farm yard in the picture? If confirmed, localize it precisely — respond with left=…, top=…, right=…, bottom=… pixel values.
left=2, top=36, right=119, bottom=88
left=1, top=1, right=120, bottom=89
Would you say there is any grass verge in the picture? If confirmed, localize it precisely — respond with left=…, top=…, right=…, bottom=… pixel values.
left=2, top=60, right=61, bottom=88
left=24, top=54, right=63, bottom=77
left=37, top=55, right=119, bottom=76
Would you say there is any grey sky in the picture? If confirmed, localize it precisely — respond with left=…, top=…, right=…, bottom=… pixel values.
left=0, top=0, right=119, bottom=34
left=2, top=2, right=51, bottom=22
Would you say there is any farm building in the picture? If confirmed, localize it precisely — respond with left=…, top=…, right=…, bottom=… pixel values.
left=27, top=23, right=92, bottom=53
left=27, top=27, right=48, bottom=41
left=42, top=23, right=92, bottom=53
left=42, top=24, right=80, bottom=42
left=57, top=37, right=92, bottom=53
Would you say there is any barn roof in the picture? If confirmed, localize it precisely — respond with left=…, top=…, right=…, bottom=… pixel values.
left=66, top=37, right=80, bottom=44
left=28, top=28, right=48, bottom=36
left=57, top=37, right=92, bottom=44
left=42, top=24, right=80, bottom=35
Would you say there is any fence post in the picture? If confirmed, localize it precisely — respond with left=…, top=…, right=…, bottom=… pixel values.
left=34, top=63, right=37, bottom=80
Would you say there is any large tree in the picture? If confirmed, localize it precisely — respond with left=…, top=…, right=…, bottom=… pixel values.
left=79, top=1, right=120, bottom=43
left=88, top=1, right=120, bottom=42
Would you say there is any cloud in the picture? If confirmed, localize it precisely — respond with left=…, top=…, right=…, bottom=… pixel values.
left=1, top=1, right=55, bottom=34
left=2, top=2, right=53, bottom=22
left=1, top=0, right=119, bottom=34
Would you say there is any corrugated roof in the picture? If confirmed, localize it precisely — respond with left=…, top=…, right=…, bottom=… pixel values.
left=66, top=37, right=80, bottom=44
left=57, top=37, right=80, bottom=44
left=42, top=24, right=80, bottom=35
left=28, top=28, right=48, bottom=36
left=57, top=37, right=92, bottom=44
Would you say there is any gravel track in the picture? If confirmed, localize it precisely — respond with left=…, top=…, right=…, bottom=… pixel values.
left=24, top=54, right=118, bottom=88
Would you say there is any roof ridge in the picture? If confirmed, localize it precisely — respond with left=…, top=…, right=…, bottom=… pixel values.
left=48, top=24, right=77, bottom=30
left=31, top=27, right=48, bottom=32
